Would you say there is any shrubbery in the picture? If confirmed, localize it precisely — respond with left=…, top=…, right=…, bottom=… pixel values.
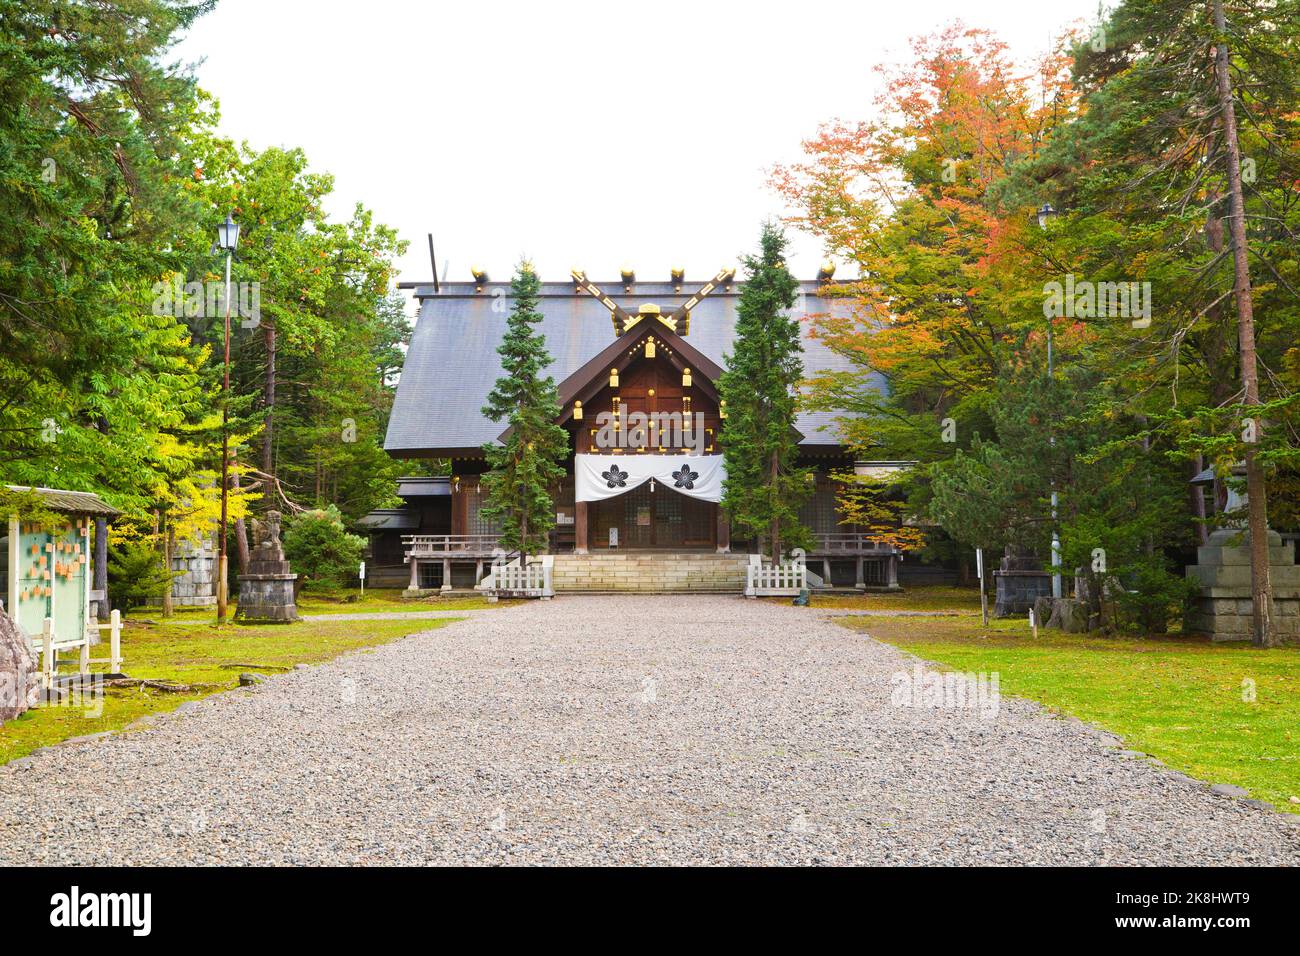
left=283, top=506, right=365, bottom=588
left=1110, top=562, right=1201, bottom=635
left=108, top=540, right=176, bottom=611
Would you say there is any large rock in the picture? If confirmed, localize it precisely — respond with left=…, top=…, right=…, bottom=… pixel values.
left=0, top=607, right=40, bottom=723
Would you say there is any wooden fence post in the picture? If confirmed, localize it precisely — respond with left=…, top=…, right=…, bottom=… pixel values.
left=41, top=617, right=54, bottom=690
left=110, top=609, right=122, bottom=674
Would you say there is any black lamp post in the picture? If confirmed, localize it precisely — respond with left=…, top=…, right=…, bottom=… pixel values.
left=216, top=213, right=240, bottom=621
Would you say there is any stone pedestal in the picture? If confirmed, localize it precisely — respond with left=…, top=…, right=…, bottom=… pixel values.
left=171, top=535, right=217, bottom=607
left=994, top=548, right=1053, bottom=617
left=1186, top=529, right=1300, bottom=641
left=235, top=512, right=298, bottom=624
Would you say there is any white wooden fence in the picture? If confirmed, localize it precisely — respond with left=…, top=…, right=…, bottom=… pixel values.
left=489, top=563, right=554, bottom=599
left=39, top=609, right=122, bottom=689
left=745, top=550, right=808, bottom=597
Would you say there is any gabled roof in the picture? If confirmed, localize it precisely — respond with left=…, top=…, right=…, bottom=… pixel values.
left=385, top=279, right=880, bottom=458
left=355, top=509, right=421, bottom=531
left=5, top=486, right=121, bottom=517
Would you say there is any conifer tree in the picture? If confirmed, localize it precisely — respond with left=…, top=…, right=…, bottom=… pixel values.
left=719, top=223, right=812, bottom=562
left=480, top=261, right=568, bottom=563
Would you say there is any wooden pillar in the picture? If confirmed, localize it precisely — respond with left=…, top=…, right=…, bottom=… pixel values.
left=716, top=507, right=730, bottom=553
left=408, top=558, right=419, bottom=590
left=887, top=553, right=899, bottom=589
left=441, top=557, right=452, bottom=592
left=855, top=555, right=865, bottom=590
left=823, top=557, right=832, bottom=587
left=575, top=500, right=589, bottom=554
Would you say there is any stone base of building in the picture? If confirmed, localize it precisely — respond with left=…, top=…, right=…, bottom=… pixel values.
left=551, top=552, right=750, bottom=592
left=1186, top=529, right=1300, bottom=642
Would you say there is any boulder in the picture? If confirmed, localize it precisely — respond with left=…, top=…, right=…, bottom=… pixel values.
left=0, top=607, right=40, bottom=723
left=1032, top=596, right=1055, bottom=628
left=1046, top=597, right=1091, bottom=633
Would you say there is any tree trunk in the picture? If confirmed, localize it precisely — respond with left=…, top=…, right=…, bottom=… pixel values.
left=1212, top=0, right=1276, bottom=647
left=161, top=524, right=174, bottom=618
left=94, top=516, right=109, bottom=622
left=232, top=466, right=251, bottom=572
left=261, top=323, right=276, bottom=479
left=769, top=450, right=781, bottom=564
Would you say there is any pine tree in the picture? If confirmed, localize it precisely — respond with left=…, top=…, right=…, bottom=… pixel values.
left=480, top=261, right=568, bottom=563
left=719, top=223, right=812, bottom=562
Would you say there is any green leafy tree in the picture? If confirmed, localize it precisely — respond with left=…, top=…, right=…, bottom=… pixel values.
left=284, top=506, right=365, bottom=588
left=719, top=223, right=811, bottom=561
left=479, top=262, right=568, bottom=562
left=107, top=539, right=177, bottom=612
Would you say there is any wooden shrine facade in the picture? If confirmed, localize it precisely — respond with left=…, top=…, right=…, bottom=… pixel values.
left=373, top=265, right=909, bottom=590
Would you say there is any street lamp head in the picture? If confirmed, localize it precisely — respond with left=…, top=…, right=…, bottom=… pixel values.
left=216, top=213, right=240, bottom=252
left=1036, top=202, right=1058, bottom=231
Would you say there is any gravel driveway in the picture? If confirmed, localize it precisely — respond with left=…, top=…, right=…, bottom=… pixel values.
left=1, top=595, right=1296, bottom=865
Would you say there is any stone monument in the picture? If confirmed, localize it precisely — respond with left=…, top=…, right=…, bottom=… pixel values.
left=1186, top=528, right=1300, bottom=641
left=171, top=531, right=217, bottom=607
left=993, top=545, right=1053, bottom=617
left=235, top=511, right=298, bottom=623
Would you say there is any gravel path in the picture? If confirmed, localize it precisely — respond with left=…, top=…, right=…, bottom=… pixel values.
left=1, top=595, right=1296, bottom=865
left=298, top=610, right=488, bottom=622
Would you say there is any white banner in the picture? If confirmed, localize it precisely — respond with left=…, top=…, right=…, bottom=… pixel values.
left=574, top=453, right=726, bottom=503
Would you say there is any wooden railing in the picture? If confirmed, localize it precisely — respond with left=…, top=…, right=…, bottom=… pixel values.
left=745, top=551, right=808, bottom=597
left=37, top=609, right=122, bottom=690
left=402, top=534, right=501, bottom=557
left=490, top=563, right=553, bottom=598
left=809, top=533, right=899, bottom=555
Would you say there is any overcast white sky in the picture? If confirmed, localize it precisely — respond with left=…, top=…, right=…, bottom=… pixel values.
left=175, top=0, right=1101, bottom=291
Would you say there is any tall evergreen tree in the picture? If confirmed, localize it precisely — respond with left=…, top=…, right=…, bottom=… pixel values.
left=720, top=223, right=811, bottom=562
left=480, top=261, right=568, bottom=563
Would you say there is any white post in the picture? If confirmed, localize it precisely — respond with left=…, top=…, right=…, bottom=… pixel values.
left=6, top=517, right=18, bottom=617
left=41, top=616, right=54, bottom=690
left=110, top=609, right=122, bottom=674
left=82, top=521, right=92, bottom=668
left=45, top=540, right=55, bottom=646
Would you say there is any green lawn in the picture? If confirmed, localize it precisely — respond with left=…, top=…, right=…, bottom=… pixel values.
left=128, top=587, right=503, bottom=622
left=802, top=584, right=985, bottom=612
left=0, top=614, right=459, bottom=766
left=838, top=611, right=1300, bottom=812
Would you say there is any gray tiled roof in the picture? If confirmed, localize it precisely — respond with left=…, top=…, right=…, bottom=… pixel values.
left=5, top=485, right=121, bottom=516
left=385, top=280, right=879, bottom=456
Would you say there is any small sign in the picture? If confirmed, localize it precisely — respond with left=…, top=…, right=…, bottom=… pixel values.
left=609, top=527, right=619, bottom=548
left=636, top=507, right=651, bottom=527
left=89, top=589, right=106, bottom=602
left=556, top=513, right=574, bottom=525
left=359, top=561, right=366, bottom=580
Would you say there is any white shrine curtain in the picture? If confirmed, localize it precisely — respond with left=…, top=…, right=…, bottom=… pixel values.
left=574, top=454, right=726, bottom=503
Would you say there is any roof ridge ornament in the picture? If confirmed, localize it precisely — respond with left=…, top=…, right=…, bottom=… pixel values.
left=662, top=266, right=733, bottom=337
left=571, top=269, right=635, bottom=335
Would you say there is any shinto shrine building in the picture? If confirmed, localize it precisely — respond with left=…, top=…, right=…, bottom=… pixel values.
left=366, top=266, right=908, bottom=591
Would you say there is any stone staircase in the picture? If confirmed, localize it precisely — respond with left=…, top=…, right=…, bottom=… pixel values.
left=550, top=552, right=751, bottom=593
